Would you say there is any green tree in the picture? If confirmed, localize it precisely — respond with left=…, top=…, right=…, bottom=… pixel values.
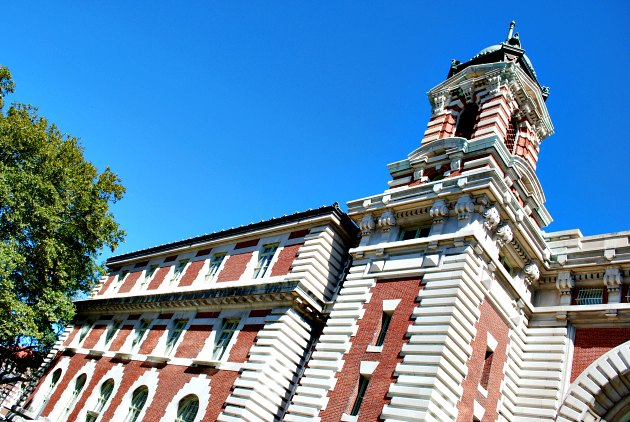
left=0, top=65, right=124, bottom=385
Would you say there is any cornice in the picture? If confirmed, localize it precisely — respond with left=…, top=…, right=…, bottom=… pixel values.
left=106, top=204, right=358, bottom=267
left=74, top=280, right=325, bottom=322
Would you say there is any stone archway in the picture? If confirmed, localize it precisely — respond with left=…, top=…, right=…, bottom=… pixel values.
left=556, top=341, right=630, bottom=422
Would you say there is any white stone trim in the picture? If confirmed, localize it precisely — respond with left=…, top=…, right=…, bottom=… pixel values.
left=360, top=361, right=379, bottom=377
left=75, top=364, right=124, bottom=422
left=556, top=340, right=630, bottom=422
left=48, top=359, right=97, bottom=421
left=28, top=357, right=70, bottom=417
left=110, top=369, right=159, bottom=422
left=158, top=375, right=211, bottom=422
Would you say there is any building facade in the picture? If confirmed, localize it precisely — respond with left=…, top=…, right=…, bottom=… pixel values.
left=8, top=23, right=630, bottom=422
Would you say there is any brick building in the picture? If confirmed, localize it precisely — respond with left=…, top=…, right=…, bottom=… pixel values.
left=8, top=22, right=630, bottom=422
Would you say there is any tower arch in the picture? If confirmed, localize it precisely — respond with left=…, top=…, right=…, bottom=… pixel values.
left=556, top=341, right=630, bottom=422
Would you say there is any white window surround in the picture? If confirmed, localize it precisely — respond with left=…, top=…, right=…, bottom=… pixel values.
left=159, top=377, right=210, bottom=422
left=205, top=253, right=227, bottom=283
left=153, top=313, right=194, bottom=357
left=253, top=243, right=279, bottom=279
left=198, top=311, right=244, bottom=361
left=382, top=299, right=401, bottom=312
left=48, top=360, right=96, bottom=421
left=359, top=361, right=378, bottom=377
left=28, top=357, right=70, bottom=416
left=76, top=365, right=123, bottom=422
left=110, top=370, right=159, bottom=422
left=473, top=399, right=485, bottom=421
left=486, top=332, right=498, bottom=352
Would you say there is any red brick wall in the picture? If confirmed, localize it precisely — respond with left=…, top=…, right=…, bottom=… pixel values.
left=82, top=325, right=107, bottom=350
left=228, top=324, right=263, bottom=363
left=320, top=278, right=422, bottom=421
left=174, top=325, right=212, bottom=359
left=146, top=266, right=170, bottom=290
left=97, top=275, right=116, bottom=295
left=39, top=355, right=241, bottom=422
left=118, top=271, right=143, bottom=293
left=138, top=325, right=167, bottom=355
left=571, top=328, right=630, bottom=382
left=177, top=260, right=205, bottom=287
left=216, top=252, right=253, bottom=283
left=40, top=354, right=92, bottom=416
left=64, top=325, right=80, bottom=346
left=109, top=325, right=134, bottom=352
left=457, top=300, right=510, bottom=422
left=270, top=244, right=302, bottom=276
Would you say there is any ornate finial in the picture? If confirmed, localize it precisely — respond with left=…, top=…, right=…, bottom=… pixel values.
left=507, top=21, right=516, bottom=41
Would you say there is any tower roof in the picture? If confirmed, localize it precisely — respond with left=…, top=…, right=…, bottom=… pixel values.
left=447, top=21, right=548, bottom=99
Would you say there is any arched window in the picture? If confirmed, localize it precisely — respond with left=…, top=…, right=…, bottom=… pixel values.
left=63, top=373, right=87, bottom=419
left=123, top=386, right=148, bottom=422
left=86, top=378, right=115, bottom=422
left=176, top=394, right=199, bottom=422
left=455, top=103, right=479, bottom=139
left=33, top=368, right=62, bottom=413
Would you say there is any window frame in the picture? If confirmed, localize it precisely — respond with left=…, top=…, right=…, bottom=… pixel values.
left=123, top=386, right=149, bottom=422
left=253, top=243, right=279, bottom=279
left=205, top=253, right=226, bottom=282
left=170, top=259, right=189, bottom=286
left=104, top=320, right=122, bottom=346
left=349, top=375, right=370, bottom=416
left=575, top=287, right=604, bottom=305
left=175, top=394, right=199, bottom=422
left=164, top=319, right=188, bottom=355
left=212, top=319, right=239, bottom=360
left=399, top=224, right=431, bottom=241
left=131, top=319, right=152, bottom=351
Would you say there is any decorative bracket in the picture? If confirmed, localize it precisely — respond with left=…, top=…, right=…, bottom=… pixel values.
left=377, top=211, right=396, bottom=233
left=359, top=214, right=376, bottom=237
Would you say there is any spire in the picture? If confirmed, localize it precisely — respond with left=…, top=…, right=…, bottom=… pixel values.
left=506, top=21, right=516, bottom=41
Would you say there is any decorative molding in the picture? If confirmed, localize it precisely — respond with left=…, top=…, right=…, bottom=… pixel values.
left=359, top=214, right=376, bottom=237
left=495, top=224, right=513, bottom=247
left=603, top=267, right=622, bottom=291
left=483, top=206, right=500, bottom=231
left=556, top=271, right=574, bottom=305
left=377, top=211, right=396, bottom=233
left=454, top=195, right=474, bottom=221
left=429, top=200, right=449, bottom=223
left=523, top=262, right=540, bottom=285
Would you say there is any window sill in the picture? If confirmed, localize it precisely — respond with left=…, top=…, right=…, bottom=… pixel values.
left=365, top=345, right=383, bottom=353
left=87, top=349, right=105, bottom=357
left=145, top=354, right=171, bottom=363
left=191, top=358, right=220, bottom=368
left=341, top=413, right=358, bottom=422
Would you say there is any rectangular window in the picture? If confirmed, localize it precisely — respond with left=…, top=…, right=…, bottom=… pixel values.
left=374, top=312, right=392, bottom=347
left=170, top=260, right=188, bottom=286
left=164, top=320, right=188, bottom=355
left=349, top=376, right=370, bottom=416
left=213, top=320, right=239, bottom=360
left=576, top=288, right=604, bottom=305
left=78, top=322, right=92, bottom=344
left=205, top=253, right=226, bottom=282
left=253, top=244, right=278, bottom=279
left=131, top=319, right=152, bottom=351
left=104, top=320, right=122, bottom=346
left=399, top=225, right=431, bottom=241
left=140, top=265, right=158, bottom=290
left=480, top=349, right=494, bottom=390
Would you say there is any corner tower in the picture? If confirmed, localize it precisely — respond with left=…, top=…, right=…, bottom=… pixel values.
left=287, top=23, right=568, bottom=422
left=423, top=21, right=553, bottom=170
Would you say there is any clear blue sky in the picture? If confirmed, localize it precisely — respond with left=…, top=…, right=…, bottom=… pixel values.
left=3, top=1, right=629, bottom=260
